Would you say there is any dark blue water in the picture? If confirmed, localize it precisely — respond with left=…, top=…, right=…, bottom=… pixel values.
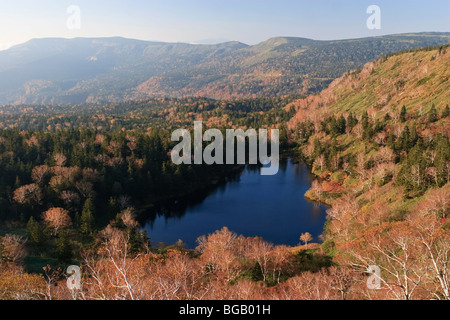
left=143, top=159, right=328, bottom=248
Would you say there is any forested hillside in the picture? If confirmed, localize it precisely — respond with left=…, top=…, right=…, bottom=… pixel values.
left=0, top=33, right=449, bottom=104
left=137, top=33, right=450, bottom=99
left=0, top=97, right=295, bottom=131
left=288, top=45, right=450, bottom=299
left=0, top=45, right=449, bottom=300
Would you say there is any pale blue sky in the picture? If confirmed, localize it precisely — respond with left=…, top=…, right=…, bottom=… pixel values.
left=0, top=0, right=449, bottom=50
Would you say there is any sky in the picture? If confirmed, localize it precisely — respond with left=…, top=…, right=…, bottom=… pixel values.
left=0, top=0, right=449, bottom=50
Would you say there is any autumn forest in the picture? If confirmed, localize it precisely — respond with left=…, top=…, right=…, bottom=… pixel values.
left=0, top=35, right=449, bottom=303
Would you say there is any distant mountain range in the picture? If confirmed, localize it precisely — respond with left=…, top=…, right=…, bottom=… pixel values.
left=0, top=33, right=449, bottom=105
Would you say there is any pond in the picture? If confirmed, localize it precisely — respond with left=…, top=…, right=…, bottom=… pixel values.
left=143, top=159, right=328, bottom=248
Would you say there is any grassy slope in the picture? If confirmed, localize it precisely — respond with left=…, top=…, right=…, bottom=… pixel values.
left=288, top=45, right=449, bottom=122
left=287, top=45, right=450, bottom=254
left=329, top=49, right=450, bottom=116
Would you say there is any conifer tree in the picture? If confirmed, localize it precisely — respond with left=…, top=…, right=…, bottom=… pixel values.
left=56, top=232, right=72, bottom=263
left=441, top=105, right=449, bottom=118
left=428, top=104, right=438, bottom=123
left=81, top=198, right=95, bottom=235
left=400, top=105, right=407, bottom=122
left=26, top=217, right=44, bottom=245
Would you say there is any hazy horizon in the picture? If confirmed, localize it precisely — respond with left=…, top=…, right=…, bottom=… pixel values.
left=4, top=31, right=450, bottom=50
left=1, top=0, right=449, bottom=50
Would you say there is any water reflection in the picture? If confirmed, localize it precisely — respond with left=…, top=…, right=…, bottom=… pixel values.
left=142, top=159, right=328, bottom=248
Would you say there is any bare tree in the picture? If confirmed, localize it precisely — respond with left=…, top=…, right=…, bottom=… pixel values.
left=390, top=109, right=400, bottom=124
left=118, top=195, right=132, bottom=210
left=31, top=165, right=50, bottom=185
left=1, top=234, right=27, bottom=265
left=368, top=108, right=377, bottom=123
left=347, top=222, right=427, bottom=300
left=98, top=226, right=144, bottom=300
left=311, top=180, right=323, bottom=201
left=353, top=123, right=364, bottom=140
left=411, top=215, right=450, bottom=300
left=417, top=186, right=450, bottom=219
left=269, top=245, right=295, bottom=284
left=13, top=184, right=43, bottom=206
left=329, top=267, right=360, bottom=300
left=356, top=153, right=367, bottom=179
left=53, top=153, right=67, bottom=167
left=425, top=167, right=439, bottom=186
left=94, top=134, right=106, bottom=146
left=376, top=147, right=395, bottom=164
left=374, top=132, right=387, bottom=145
left=75, top=180, right=94, bottom=199
left=446, top=162, right=450, bottom=184
left=120, top=208, right=139, bottom=229
left=343, top=162, right=351, bottom=176
left=42, top=208, right=71, bottom=235
left=42, top=265, right=61, bottom=300
left=245, top=237, right=274, bottom=282
left=427, top=150, right=437, bottom=165
left=331, top=154, right=341, bottom=171
left=393, top=124, right=405, bottom=137
left=314, top=154, right=326, bottom=172
left=300, top=232, right=313, bottom=249
left=60, top=190, right=80, bottom=206
left=196, top=227, right=243, bottom=282
left=410, top=164, right=423, bottom=187
left=25, top=136, right=40, bottom=147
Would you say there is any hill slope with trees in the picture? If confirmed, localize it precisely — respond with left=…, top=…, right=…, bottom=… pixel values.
left=287, top=45, right=450, bottom=299
left=0, top=33, right=449, bottom=104
left=0, top=45, right=449, bottom=301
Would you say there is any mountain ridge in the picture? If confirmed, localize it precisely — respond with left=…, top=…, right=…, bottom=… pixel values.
left=287, top=43, right=450, bottom=130
left=0, top=32, right=449, bottom=105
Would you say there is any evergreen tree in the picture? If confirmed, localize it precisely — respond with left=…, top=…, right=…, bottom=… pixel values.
left=363, top=124, right=373, bottom=141
left=329, top=117, right=338, bottom=136
left=400, top=105, right=407, bottom=122
left=428, top=104, right=438, bottom=123
left=410, top=126, right=419, bottom=147
left=399, top=126, right=411, bottom=151
left=337, top=115, right=347, bottom=135
left=81, top=198, right=95, bottom=235
left=442, top=104, right=449, bottom=118
left=362, top=111, right=369, bottom=128
left=74, top=212, right=81, bottom=229
left=56, top=232, right=72, bottom=263
left=279, top=125, right=289, bottom=146
left=387, top=133, right=396, bottom=150
left=26, top=217, right=44, bottom=245
left=312, top=138, right=323, bottom=160
left=347, top=113, right=358, bottom=128
left=108, top=197, right=118, bottom=216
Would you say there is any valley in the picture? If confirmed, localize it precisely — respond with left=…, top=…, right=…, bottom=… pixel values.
left=0, top=33, right=449, bottom=104
left=0, top=39, right=449, bottom=301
